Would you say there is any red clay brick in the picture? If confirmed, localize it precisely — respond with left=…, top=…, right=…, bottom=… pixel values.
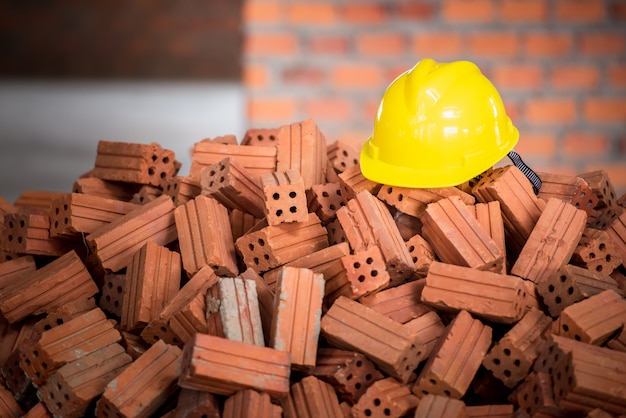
left=352, top=377, right=419, bottom=418
left=356, top=33, right=405, bottom=56
left=239, top=268, right=274, bottom=346
left=93, top=140, right=178, bottom=189
left=229, top=208, right=260, bottom=242
left=13, top=190, right=66, bottom=213
left=242, top=1, right=282, bottom=24
left=524, top=32, right=573, bottom=56
left=537, top=172, right=599, bottom=217
left=340, top=246, right=390, bottom=299
left=0, top=250, right=98, bottom=323
left=287, top=2, right=337, bottom=25
left=199, top=157, right=266, bottom=219
left=422, top=262, right=527, bottom=324
left=32, top=298, right=97, bottom=340
left=551, top=65, right=600, bottom=90
left=219, top=276, right=264, bottom=346
left=119, top=331, right=149, bottom=361
left=412, top=310, right=492, bottom=399
left=525, top=98, right=577, bottom=124
left=512, top=198, right=587, bottom=284
left=241, top=127, right=280, bottom=147
left=260, top=170, right=309, bottom=225
left=378, top=185, right=474, bottom=219
left=470, top=200, right=507, bottom=274
left=404, top=311, right=446, bottom=360
left=405, top=234, right=436, bottom=278
left=162, top=175, right=201, bottom=207
left=140, top=265, right=218, bottom=346
left=514, top=371, right=567, bottom=417
left=72, top=177, right=139, bottom=202
left=243, top=32, right=298, bottom=56
left=247, top=96, right=298, bottom=123
left=99, top=273, right=126, bottom=317
left=120, top=241, right=181, bottom=333
left=559, top=289, right=626, bottom=345
left=271, top=266, right=324, bottom=370
left=608, top=210, right=626, bottom=266
left=421, top=196, right=504, bottom=272
left=580, top=32, right=625, bottom=55
left=492, top=64, right=543, bottom=90
left=179, top=332, right=291, bottom=399
left=275, top=119, right=328, bottom=189
left=583, top=97, right=626, bottom=123
left=337, top=190, right=415, bottom=284
left=0, top=380, right=23, bottom=417
left=0, top=255, right=36, bottom=291
left=235, top=212, right=328, bottom=274
left=307, top=34, right=349, bottom=55
left=2, top=210, right=76, bottom=257
left=360, top=279, right=431, bottom=324
left=203, top=281, right=225, bottom=340
left=482, top=308, right=552, bottom=388
left=189, top=141, right=278, bottom=181
left=173, top=388, right=220, bottom=418
left=556, top=0, right=605, bottom=21
left=307, top=182, right=347, bottom=224
left=310, top=348, right=383, bottom=404
left=320, top=296, right=425, bottom=383
left=500, top=0, right=547, bottom=21
left=572, top=228, right=623, bottom=274
left=223, top=389, right=282, bottom=418
left=175, top=194, right=238, bottom=277
left=129, top=185, right=162, bottom=205
left=442, top=0, right=493, bottom=21
left=341, top=3, right=386, bottom=23
left=411, top=32, right=463, bottom=58
left=86, top=194, right=177, bottom=273
left=283, top=375, right=343, bottom=418
left=39, top=343, right=132, bottom=418
left=330, top=64, right=383, bottom=90
left=468, top=32, right=519, bottom=57
left=337, top=164, right=382, bottom=201
left=327, top=140, right=360, bottom=173
left=414, top=394, right=467, bottom=418
left=96, top=340, right=181, bottom=418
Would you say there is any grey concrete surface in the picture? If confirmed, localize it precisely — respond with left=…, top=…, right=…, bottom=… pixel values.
left=0, top=80, right=245, bottom=203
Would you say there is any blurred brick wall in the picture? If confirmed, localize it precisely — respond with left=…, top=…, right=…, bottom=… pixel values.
left=0, top=0, right=242, bottom=79
left=242, top=0, right=626, bottom=193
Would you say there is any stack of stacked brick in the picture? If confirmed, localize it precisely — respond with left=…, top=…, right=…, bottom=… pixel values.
left=0, top=119, right=626, bottom=416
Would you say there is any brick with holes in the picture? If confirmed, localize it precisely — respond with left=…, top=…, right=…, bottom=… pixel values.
left=472, top=165, right=546, bottom=257
left=95, top=340, right=182, bottom=418
left=465, top=404, right=514, bottom=418
left=405, top=233, right=435, bottom=279
left=242, top=127, right=280, bottom=146
left=392, top=209, right=422, bottom=241
left=234, top=212, right=328, bottom=274
left=275, top=118, right=327, bottom=189
left=162, top=175, right=201, bottom=206
left=0, top=250, right=98, bottom=323
left=20, top=307, right=121, bottom=387
left=414, top=394, right=467, bottom=418
left=128, top=184, right=162, bottom=204
left=99, top=273, right=126, bottom=317
left=14, top=190, right=66, bottom=213
left=86, top=194, right=177, bottom=273
left=141, top=265, right=218, bottom=347
left=512, top=198, right=587, bottom=284
left=607, top=210, right=626, bottom=267
left=558, top=289, right=626, bottom=345
left=219, top=276, right=265, bottom=346
left=571, top=228, right=623, bottom=275
left=377, top=185, right=474, bottom=219
left=579, top=169, right=623, bottom=230
left=199, top=157, right=266, bottom=219
left=537, top=171, right=599, bottom=217
left=310, top=348, right=383, bottom=405
left=420, top=196, right=504, bottom=273
left=229, top=208, right=260, bottom=241
left=204, top=280, right=225, bottom=340
left=223, top=389, right=282, bottom=418
left=2, top=209, right=76, bottom=257
left=172, top=388, right=221, bottom=418
left=351, top=377, right=419, bottom=418
left=470, top=200, right=507, bottom=275
left=120, top=241, right=181, bottom=333
left=119, top=331, right=149, bottom=361
left=72, top=177, right=139, bottom=202
left=282, top=375, right=343, bottom=418
left=32, top=298, right=97, bottom=339
left=421, top=262, right=528, bottom=324
left=0, top=380, right=23, bottom=417
left=260, top=169, right=309, bottom=225
left=482, top=308, right=553, bottom=388
left=39, top=343, right=132, bottom=418
left=404, top=311, right=446, bottom=360
left=175, top=194, right=238, bottom=277
left=537, top=264, right=622, bottom=317
left=337, top=190, right=415, bottom=285
left=327, top=139, right=360, bottom=173
left=179, top=333, right=291, bottom=400
left=307, top=182, right=346, bottom=224
left=320, top=296, right=425, bottom=383
left=514, top=371, right=568, bottom=418
left=92, top=140, right=178, bottom=189
left=189, top=140, right=278, bottom=181
left=0, top=254, right=36, bottom=290
left=360, top=279, right=432, bottom=324
left=337, top=164, right=382, bottom=201
left=340, top=245, right=390, bottom=299
left=271, top=267, right=325, bottom=370
left=412, top=310, right=492, bottom=399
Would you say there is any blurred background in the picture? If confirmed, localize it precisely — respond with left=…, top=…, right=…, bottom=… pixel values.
left=1, top=0, right=625, bottom=203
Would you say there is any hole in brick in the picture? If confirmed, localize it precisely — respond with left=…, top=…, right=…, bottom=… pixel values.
left=55, top=208, right=60, bottom=215
left=270, top=135, right=276, bottom=141
left=54, top=220, right=59, bottom=228
left=364, top=410, right=372, bottom=417
left=596, top=265, right=603, bottom=272
left=336, top=189, right=342, bottom=196
left=504, top=370, right=511, bottom=377
left=276, top=209, right=283, bottom=217
left=56, top=402, right=62, bottom=410
left=105, top=295, right=111, bottom=302
left=567, top=287, right=574, bottom=295
left=562, top=324, right=569, bottom=332
left=209, top=169, right=216, bottom=176
left=114, top=301, right=119, bottom=308
left=263, top=254, right=270, bottom=260
left=273, top=193, right=280, bottom=200
left=42, top=362, right=48, bottom=369
left=64, top=393, right=69, bottom=401
left=160, top=326, right=167, bottom=333
left=248, top=243, right=254, bottom=251
left=503, top=348, right=511, bottom=356
left=254, top=257, right=260, bottom=265
left=548, top=284, right=555, bottom=292
left=371, top=270, right=378, bottom=277
left=356, top=360, right=363, bottom=367
left=153, top=335, right=159, bottom=341
left=117, top=286, right=123, bottom=294
left=160, top=172, right=166, bottom=179
left=340, top=162, right=346, bottom=168
left=33, top=350, right=39, bottom=358
left=289, top=191, right=297, bottom=198
left=365, top=373, right=372, bottom=380
left=258, top=239, right=265, bottom=246
left=35, top=371, right=41, bottom=378
left=384, top=408, right=391, bottom=416
left=322, top=191, right=329, bottom=197
left=354, top=262, right=361, bottom=269
left=329, top=204, right=336, bottom=210
left=148, top=167, right=155, bottom=176
left=422, top=390, right=429, bottom=395
left=555, top=296, right=562, bottom=304
left=289, top=206, right=297, bottom=213
left=355, top=382, right=362, bottom=390
left=7, top=235, right=12, bottom=242
left=514, top=359, right=521, bottom=367
left=398, top=194, right=403, bottom=201
left=444, top=390, right=451, bottom=396
left=386, top=187, right=392, bottom=194
left=429, top=378, right=437, bottom=385
left=152, top=154, right=158, bottom=162
left=374, top=399, right=381, bottom=406
left=412, top=256, right=418, bottom=263
left=44, top=324, right=52, bottom=330
left=49, top=392, right=54, bottom=399
left=358, top=275, right=365, bottom=282
left=523, top=393, right=528, bottom=401
left=589, top=252, right=596, bottom=259
left=366, top=257, right=373, bottom=264
left=63, top=204, right=68, bottom=211
left=353, top=159, right=358, bottom=165
left=342, top=150, right=348, bottom=157
left=493, top=358, right=501, bottom=365
left=162, top=156, right=170, bottom=164
left=17, top=237, right=22, bottom=244
left=347, top=374, right=353, bottom=380
left=57, top=318, right=64, bottom=325
left=574, top=334, right=581, bottom=341
left=559, top=275, right=567, bottom=283
left=219, top=176, right=225, bottom=183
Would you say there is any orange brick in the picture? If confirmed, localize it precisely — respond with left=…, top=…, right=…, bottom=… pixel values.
left=337, top=191, right=415, bottom=283
left=555, top=0, right=605, bottom=21
left=377, top=185, right=474, bottom=219
left=422, top=262, right=528, bottom=324
left=173, top=388, right=221, bottom=418
left=414, top=394, right=466, bottom=418
left=500, top=0, right=547, bottom=21
left=405, top=233, right=436, bottom=278
left=241, top=127, right=281, bottom=147
left=129, top=184, right=162, bottom=204
left=310, top=348, right=383, bottom=404
left=524, top=32, right=573, bottom=56
left=223, top=389, right=282, bottom=418
left=551, top=65, right=600, bottom=90
left=470, top=201, right=507, bottom=274
left=308, top=35, right=349, bottom=55
left=243, top=32, right=298, bottom=56
left=240, top=268, right=275, bottom=346
left=580, top=32, right=625, bottom=55
left=412, top=32, right=463, bottom=58
left=468, top=32, right=519, bottom=56
left=275, top=119, right=328, bottom=189
left=320, top=296, right=425, bottom=383
left=307, top=182, right=347, bottom=223
left=191, top=141, right=277, bottom=181
left=352, top=377, right=419, bottom=418
left=442, top=0, right=493, bottom=21
left=242, top=1, right=282, bottom=23
left=492, top=64, right=543, bottom=90
left=572, top=228, right=623, bottom=274
left=356, top=33, right=405, bottom=56
left=0, top=255, right=36, bottom=291
left=99, top=273, right=125, bottom=317
left=96, top=340, right=181, bottom=418
left=219, top=277, right=265, bottom=346
left=32, top=298, right=97, bottom=340
left=337, top=164, right=382, bottom=201
left=341, top=3, right=386, bottom=23
left=514, top=371, right=567, bottom=417
left=86, top=195, right=177, bottom=273
left=404, top=311, right=446, bottom=359
left=120, top=242, right=181, bottom=333
left=13, top=190, right=66, bottom=213
left=247, top=96, right=298, bottom=123
left=2, top=210, right=76, bottom=257
left=162, top=175, right=201, bottom=207
left=525, top=98, right=577, bottom=124
left=609, top=64, right=626, bottom=88
left=608, top=210, right=626, bottom=266
left=0, top=380, right=23, bottom=417
left=513, top=132, right=557, bottom=157
left=179, top=333, right=291, bottom=399
left=360, top=279, right=432, bottom=324
left=583, top=97, right=626, bottom=123
left=340, top=246, right=390, bottom=299
left=72, top=177, right=139, bottom=202
left=327, top=140, right=360, bottom=173
left=537, top=172, right=599, bottom=217
left=283, top=375, right=343, bottom=418
left=303, top=97, right=352, bottom=123
left=420, top=196, right=504, bottom=272
left=0, top=250, right=98, bottom=323
left=412, top=310, right=492, bottom=399
left=260, top=170, right=309, bottom=225
left=287, top=2, right=337, bottom=24
left=331, top=64, right=383, bottom=89
left=271, top=267, right=324, bottom=370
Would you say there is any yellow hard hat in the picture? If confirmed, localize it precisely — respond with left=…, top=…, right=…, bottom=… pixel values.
left=360, top=58, right=519, bottom=188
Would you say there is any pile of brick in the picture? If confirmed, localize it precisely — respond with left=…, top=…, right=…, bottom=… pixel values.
left=0, top=118, right=625, bottom=418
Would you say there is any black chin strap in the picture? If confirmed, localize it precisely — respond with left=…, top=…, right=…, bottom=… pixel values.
left=507, top=150, right=542, bottom=194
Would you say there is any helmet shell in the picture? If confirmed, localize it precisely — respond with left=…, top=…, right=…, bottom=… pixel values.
left=360, top=58, right=518, bottom=188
